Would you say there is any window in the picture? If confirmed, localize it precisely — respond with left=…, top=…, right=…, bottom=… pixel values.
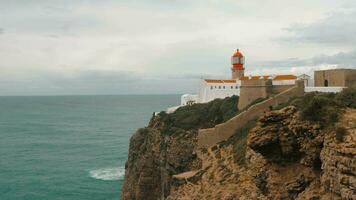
left=232, top=57, right=244, bottom=64
left=223, top=86, right=225, bottom=89
left=231, top=86, right=233, bottom=89
left=210, top=86, right=213, bottom=90
left=235, top=86, right=238, bottom=89
left=215, top=86, right=217, bottom=89
left=219, top=86, right=221, bottom=89
left=240, top=57, right=245, bottom=64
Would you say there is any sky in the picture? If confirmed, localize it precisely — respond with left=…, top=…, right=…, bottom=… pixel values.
left=0, top=0, right=356, bottom=95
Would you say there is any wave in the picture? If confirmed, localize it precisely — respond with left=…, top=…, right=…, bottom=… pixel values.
left=89, top=167, right=125, bottom=181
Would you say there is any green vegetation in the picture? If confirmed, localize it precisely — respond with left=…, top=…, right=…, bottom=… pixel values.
left=224, top=88, right=354, bottom=167
left=159, top=95, right=239, bottom=131
left=335, top=87, right=356, bottom=108
left=296, top=93, right=340, bottom=125
left=271, top=88, right=355, bottom=127
left=159, top=92, right=276, bottom=132
left=158, top=88, right=354, bottom=160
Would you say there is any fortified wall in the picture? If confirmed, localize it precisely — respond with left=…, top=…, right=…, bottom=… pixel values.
left=237, top=79, right=295, bottom=110
left=315, top=69, right=356, bottom=87
left=237, top=79, right=270, bottom=110
left=198, top=80, right=304, bottom=148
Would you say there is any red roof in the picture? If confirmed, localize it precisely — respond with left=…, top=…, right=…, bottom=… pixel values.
left=232, top=49, right=243, bottom=57
left=239, top=75, right=297, bottom=81
left=205, top=79, right=237, bottom=83
left=273, top=75, right=297, bottom=80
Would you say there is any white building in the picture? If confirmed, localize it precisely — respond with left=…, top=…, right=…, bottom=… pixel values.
left=167, top=49, right=310, bottom=113
left=197, top=79, right=240, bottom=103
left=297, top=74, right=313, bottom=87
left=174, top=49, right=246, bottom=109
left=181, top=94, right=199, bottom=106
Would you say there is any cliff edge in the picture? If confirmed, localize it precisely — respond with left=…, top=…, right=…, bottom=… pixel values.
left=121, top=96, right=239, bottom=200
left=121, top=89, right=355, bottom=200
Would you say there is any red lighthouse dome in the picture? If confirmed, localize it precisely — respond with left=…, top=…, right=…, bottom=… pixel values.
left=231, top=49, right=244, bottom=70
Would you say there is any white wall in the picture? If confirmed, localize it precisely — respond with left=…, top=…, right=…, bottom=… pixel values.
left=167, top=105, right=181, bottom=114
left=198, top=80, right=240, bottom=103
left=181, top=94, right=198, bottom=106
left=305, top=87, right=344, bottom=93
left=272, top=80, right=296, bottom=85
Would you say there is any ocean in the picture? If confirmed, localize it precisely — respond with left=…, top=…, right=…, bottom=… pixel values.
left=0, top=95, right=180, bottom=200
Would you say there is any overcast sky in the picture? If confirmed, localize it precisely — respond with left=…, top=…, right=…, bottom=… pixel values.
left=0, top=0, right=355, bottom=95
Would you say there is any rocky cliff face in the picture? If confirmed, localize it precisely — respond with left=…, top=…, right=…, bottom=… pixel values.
left=121, top=115, right=201, bottom=200
left=121, top=105, right=355, bottom=200
left=320, top=109, right=356, bottom=199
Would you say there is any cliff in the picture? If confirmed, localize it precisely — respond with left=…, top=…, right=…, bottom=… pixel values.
left=120, top=117, right=201, bottom=200
left=121, top=96, right=239, bottom=200
left=121, top=89, right=355, bottom=200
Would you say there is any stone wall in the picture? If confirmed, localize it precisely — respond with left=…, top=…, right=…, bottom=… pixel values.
left=238, top=79, right=295, bottom=110
left=345, top=69, right=356, bottom=88
left=231, top=68, right=244, bottom=79
left=272, top=84, right=294, bottom=94
left=237, top=79, right=270, bottom=110
left=198, top=80, right=304, bottom=149
left=314, top=69, right=356, bottom=87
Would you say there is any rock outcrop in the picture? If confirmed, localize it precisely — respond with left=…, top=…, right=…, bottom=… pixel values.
left=320, top=109, right=356, bottom=199
left=120, top=114, right=201, bottom=200
left=121, top=106, right=356, bottom=200
left=245, top=106, right=326, bottom=199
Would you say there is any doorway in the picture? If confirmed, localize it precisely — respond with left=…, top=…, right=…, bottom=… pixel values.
left=324, top=80, right=328, bottom=87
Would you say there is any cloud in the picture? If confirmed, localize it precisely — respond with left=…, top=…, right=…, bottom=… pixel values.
left=0, top=0, right=355, bottom=95
left=254, top=50, right=356, bottom=69
left=282, top=11, right=356, bottom=46
left=309, top=50, right=356, bottom=67
left=248, top=50, right=356, bottom=77
left=252, top=50, right=356, bottom=68
left=269, top=4, right=356, bottom=75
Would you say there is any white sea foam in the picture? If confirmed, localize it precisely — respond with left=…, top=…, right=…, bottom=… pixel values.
left=89, top=167, right=125, bottom=181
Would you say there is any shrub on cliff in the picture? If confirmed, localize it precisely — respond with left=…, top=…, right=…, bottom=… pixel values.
left=160, top=95, right=239, bottom=130
left=335, top=87, right=356, bottom=108
left=299, top=94, right=339, bottom=124
left=291, top=87, right=356, bottom=126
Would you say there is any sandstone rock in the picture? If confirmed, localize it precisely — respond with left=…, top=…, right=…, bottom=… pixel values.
left=121, top=106, right=356, bottom=200
left=286, top=174, right=312, bottom=199
left=320, top=109, right=356, bottom=200
left=121, top=115, right=201, bottom=200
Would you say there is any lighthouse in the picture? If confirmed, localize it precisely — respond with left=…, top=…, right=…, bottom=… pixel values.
left=166, top=48, right=305, bottom=113
left=231, top=49, right=245, bottom=79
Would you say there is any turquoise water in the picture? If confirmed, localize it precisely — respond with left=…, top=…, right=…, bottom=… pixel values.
left=0, top=95, right=179, bottom=200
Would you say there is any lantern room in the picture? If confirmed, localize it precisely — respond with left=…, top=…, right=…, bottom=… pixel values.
left=231, top=49, right=244, bottom=70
